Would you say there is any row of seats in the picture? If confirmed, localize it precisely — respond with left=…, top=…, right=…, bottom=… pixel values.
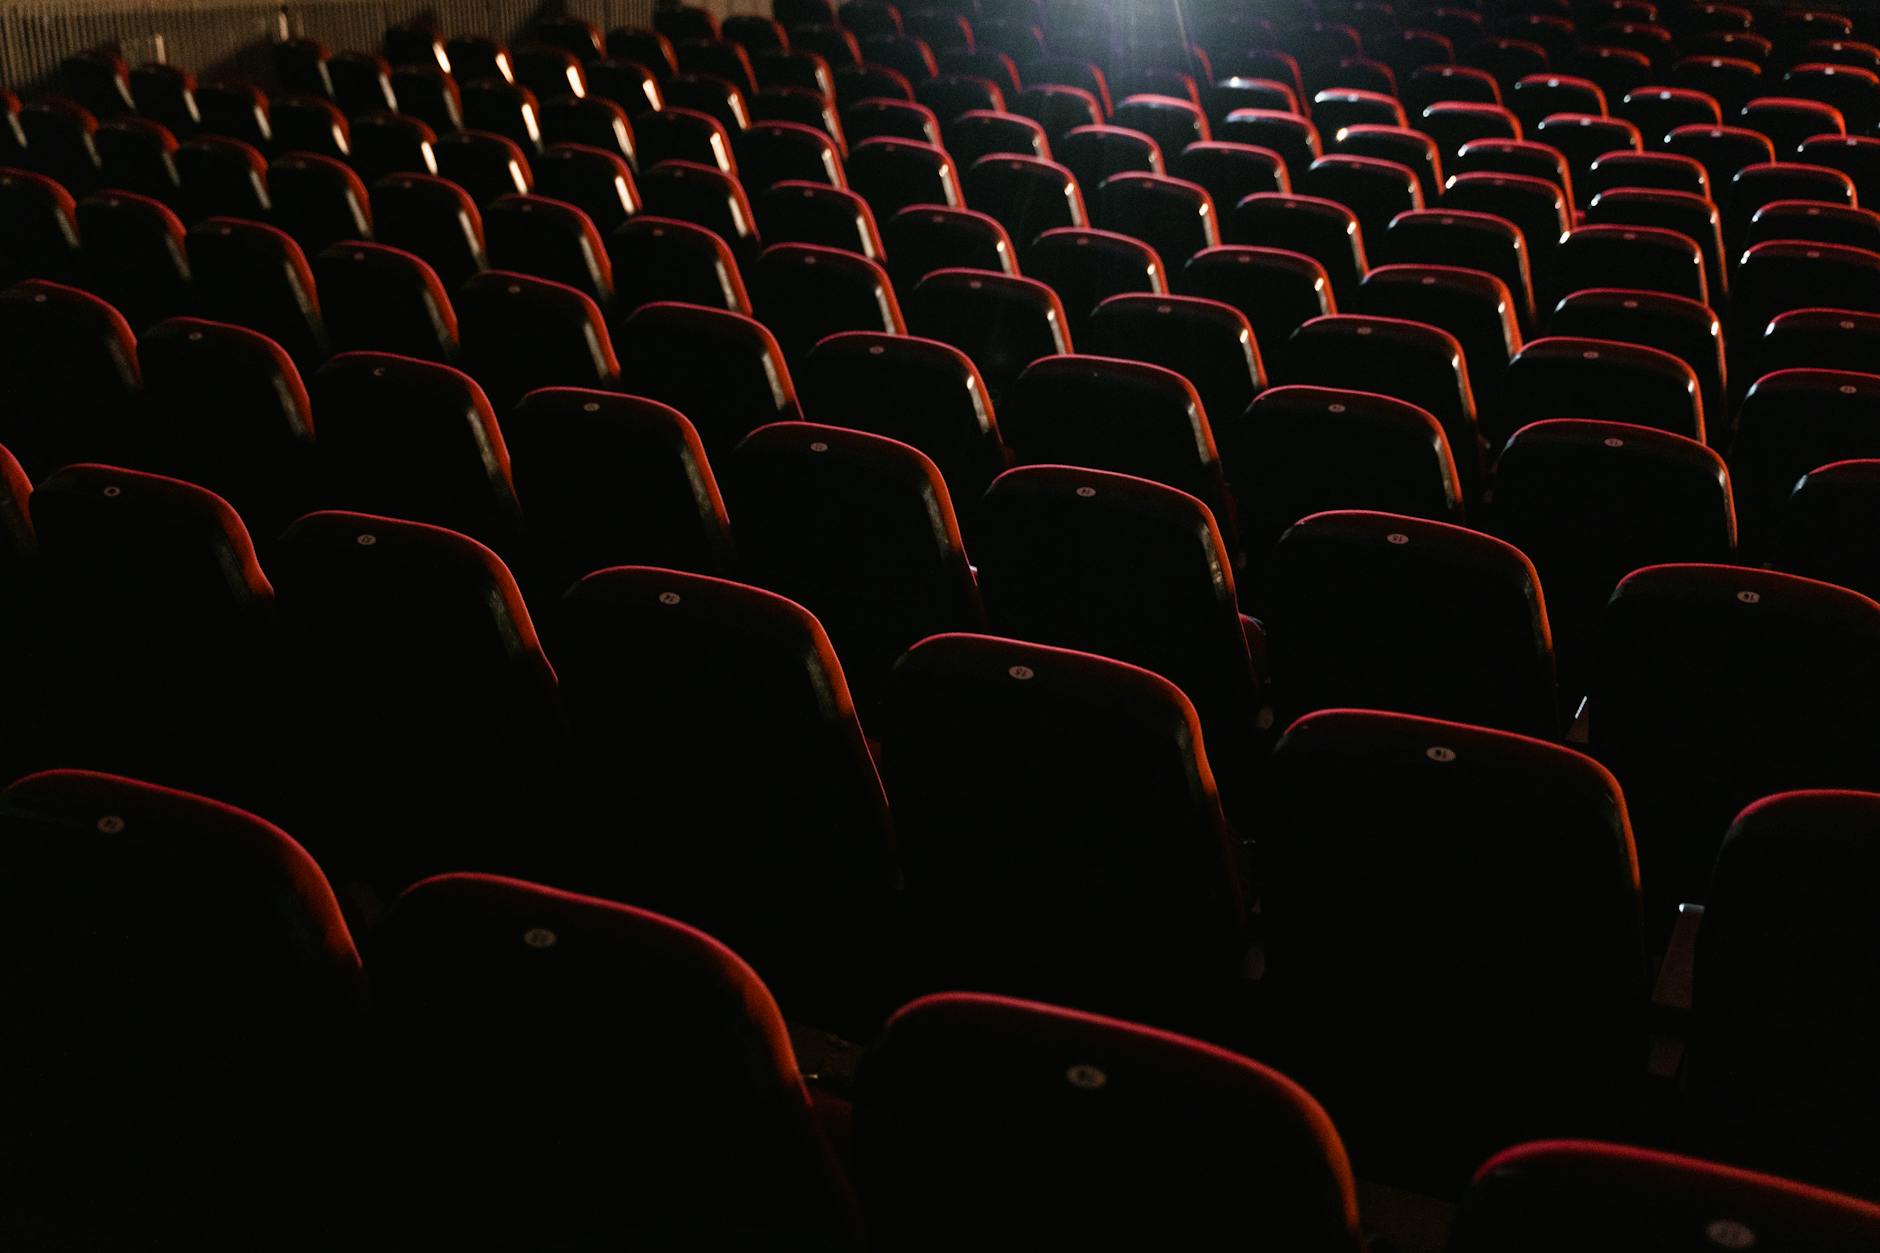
left=3, top=10, right=1875, bottom=920
left=0, top=424, right=1873, bottom=1195
left=7, top=765, right=1880, bottom=1248
left=4, top=0, right=1880, bottom=1243
left=9, top=8, right=1880, bottom=542
left=5, top=280, right=1880, bottom=916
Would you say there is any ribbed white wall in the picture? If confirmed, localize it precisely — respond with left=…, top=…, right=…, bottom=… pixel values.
left=0, top=0, right=768, bottom=94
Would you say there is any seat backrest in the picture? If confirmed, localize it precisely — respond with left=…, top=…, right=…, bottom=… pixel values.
left=308, top=351, right=522, bottom=544
left=1732, top=366, right=1880, bottom=548
left=881, top=632, right=1246, bottom=1025
left=1267, top=509, right=1558, bottom=736
left=137, top=315, right=314, bottom=541
left=1451, top=1140, right=1880, bottom=1251
left=0, top=767, right=362, bottom=1247
left=856, top=992, right=1365, bottom=1251
left=616, top=299, right=796, bottom=460
left=455, top=268, right=619, bottom=412
left=266, top=510, right=561, bottom=890
left=1694, top=789, right=1880, bottom=1197
left=505, top=387, right=734, bottom=589
left=1591, top=562, right=1880, bottom=907
left=904, top=266, right=1072, bottom=404
left=185, top=215, right=329, bottom=367
left=998, top=352, right=1233, bottom=537
left=973, top=464, right=1261, bottom=764
left=552, top=564, right=896, bottom=1018
left=725, top=421, right=982, bottom=711
left=1266, top=708, right=1645, bottom=1187
left=1226, top=385, right=1464, bottom=574
left=365, top=871, right=862, bottom=1250
left=0, top=278, right=141, bottom=478
left=797, top=329, right=1007, bottom=501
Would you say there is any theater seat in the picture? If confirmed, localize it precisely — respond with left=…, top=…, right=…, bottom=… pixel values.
left=736, top=119, right=847, bottom=193
left=267, top=151, right=372, bottom=257
left=1054, top=124, right=1162, bottom=204
left=434, top=127, right=535, bottom=204
left=1591, top=563, right=1880, bottom=914
left=1494, top=419, right=1736, bottom=705
left=369, top=172, right=488, bottom=291
left=1548, top=288, right=1726, bottom=432
left=0, top=769, right=364, bottom=1252
left=506, top=388, right=733, bottom=593
left=1451, top=1140, right=1880, bottom=1249
left=533, top=141, right=640, bottom=234
left=1772, top=459, right=1880, bottom=601
left=746, top=240, right=903, bottom=366
left=616, top=300, right=796, bottom=460
left=75, top=190, right=190, bottom=331
left=605, top=213, right=750, bottom=314
left=1377, top=207, right=1537, bottom=332
left=1266, top=510, right=1558, bottom=736
left=481, top=191, right=614, bottom=306
left=946, top=109, right=1050, bottom=165
left=0, top=166, right=79, bottom=285
left=999, top=354, right=1238, bottom=553
left=1022, top=226, right=1164, bottom=343
left=365, top=872, right=864, bottom=1250
left=883, top=202, right=1017, bottom=292
left=94, top=115, right=183, bottom=202
left=138, top=316, right=316, bottom=543
left=1503, top=336, right=1706, bottom=445
left=844, top=134, right=960, bottom=221
left=1298, top=154, right=1423, bottom=264
left=186, top=215, right=330, bottom=368
left=1680, top=790, right=1880, bottom=1202
left=1283, top=313, right=1485, bottom=500
left=28, top=463, right=276, bottom=799
left=1554, top=222, right=1710, bottom=307
left=1225, top=386, right=1465, bottom=583
left=265, top=510, right=563, bottom=895
left=1178, top=244, right=1334, bottom=364
left=1362, top=263, right=1519, bottom=411
left=312, top=240, right=458, bottom=363
left=1265, top=709, right=1646, bottom=1190
left=904, top=267, right=1072, bottom=404
left=1731, top=368, right=1880, bottom=551
left=1094, top=170, right=1219, bottom=275
left=351, top=113, right=439, bottom=187
left=175, top=135, right=269, bottom=222
left=307, top=351, right=524, bottom=547
left=961, top=153, right=1086, bottom=249
left=1085, top=291, right=1265, bottom=437
left=455, top=268, right=620, bottom=412
left=389, top=64, right=461, bottom=135
left=727, top=421, right=982, bottom=713
left=1229, top=193, right=1367, bottom=305
left=974, top=465, right=1266, bottom=807
left=553, top=566, right=896, bottom=1025
left=881, top=632, right=1247, bottom=1031
left=797, top=330, right=1009, bottom=503
left=0, top=279, right=141, bottom=479
left=856, top=992, right=1365, bottom=1251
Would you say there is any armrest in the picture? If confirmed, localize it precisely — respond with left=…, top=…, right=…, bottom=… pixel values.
left=1240, top=613, right=1268, bottom=676
left=789, top=1020, right=865, bottom=1096
left=1653, top=902, right=1704, bottom=1013
left=1565, top=695, right=1590, bottom=744
left=1646, top=903, right=1704, bottom=1081
left=1240, top=613, right=1275, bottom=728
